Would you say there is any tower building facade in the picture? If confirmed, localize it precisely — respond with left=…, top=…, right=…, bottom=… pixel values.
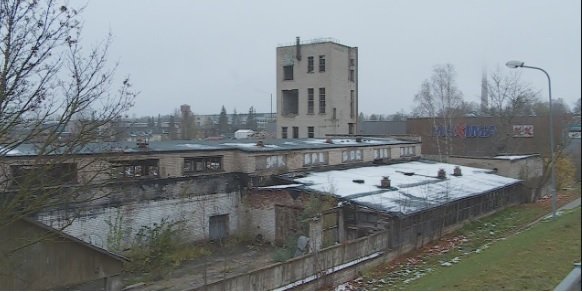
left=276, top=37, right=358, bottom=138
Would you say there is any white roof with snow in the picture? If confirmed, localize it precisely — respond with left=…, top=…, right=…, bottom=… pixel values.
left=286, top=161, right=520, bottom=216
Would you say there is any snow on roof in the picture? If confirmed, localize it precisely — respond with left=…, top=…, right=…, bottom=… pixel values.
left=221, top=142, right=280, bottom=148
left=0, top=146, right=22, bottom=155
left=288, top=161, right=520, bottom=216
left=494, top=154, right=538, bottom=161
left=256, top=184, right=304, bottom=190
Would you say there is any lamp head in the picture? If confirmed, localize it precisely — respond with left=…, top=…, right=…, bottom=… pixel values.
left=506, top=60, right=525, bottom=69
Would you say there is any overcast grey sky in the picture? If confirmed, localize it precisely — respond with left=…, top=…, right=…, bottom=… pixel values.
left=82, top=0, right=581, bottom=116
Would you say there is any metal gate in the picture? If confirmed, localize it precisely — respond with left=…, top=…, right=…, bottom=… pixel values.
left=209, top=214, right=229, bottom=241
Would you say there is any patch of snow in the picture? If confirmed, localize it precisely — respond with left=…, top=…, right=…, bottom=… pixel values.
left=221, top=143, right=280, bottom=148
left=0, top=146, right=22, bottom=155
left=494, top=155, right=535, bottom=160
left=292, top=161, right=519, bottom=215
left=257, top=184, right=303, bottom=189
left=176, top=144, right=217, bottom=149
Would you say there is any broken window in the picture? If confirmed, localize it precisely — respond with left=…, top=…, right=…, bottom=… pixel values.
left=374, top=148, right=390, bottom=159
left=303, top=152, right=328, bottom=166
left=11, top=163, right=77, bottom=187
left=342, top=150, right=363, bottom=162
left=400, top=146, right=416, bottom=157
left=282, top=89, right=299, bottom=116
left=183, top=156, right=222, bottom=174
left=111, top=159, right=159, bottom=179
left=283, top=65, right=294, bottom=80
left=307, top=88, right=314, bottom=114
left=319, top=88, right=326, bottom=114
left=307, top=56, right=314, bottom=73
left=319, top=55, right=326, bottom=72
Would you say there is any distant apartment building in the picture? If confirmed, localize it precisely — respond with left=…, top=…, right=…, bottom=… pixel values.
left=276, top=37, right=358, bottom=138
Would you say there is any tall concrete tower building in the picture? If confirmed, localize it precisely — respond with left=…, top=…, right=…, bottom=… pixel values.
left=276, top=37, right=358, bottom=139
left=480, top=68, right=489, bottom=113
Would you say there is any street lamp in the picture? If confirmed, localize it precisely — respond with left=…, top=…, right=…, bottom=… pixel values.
left=505, top=60, right=557, bottom=220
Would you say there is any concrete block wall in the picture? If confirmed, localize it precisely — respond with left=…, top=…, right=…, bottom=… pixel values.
left=38, top=191, right=241, bottom=251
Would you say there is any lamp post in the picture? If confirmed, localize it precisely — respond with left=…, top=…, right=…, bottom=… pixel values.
left=506, top=60, right=557, bottom=220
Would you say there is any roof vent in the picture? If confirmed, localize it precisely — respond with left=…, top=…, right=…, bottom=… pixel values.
left=380, top=176, right=391, bottom=188
left=453, top=166, right=462, bottom=176
left=437, top=168, right=447, bottom=179
left=136, top=138, right=149, bottom=149
left=256, top=140, right=265, bottom=147
left=325, top=138, right=333, bottom=144
left=352, top=179, right=364, bottom=184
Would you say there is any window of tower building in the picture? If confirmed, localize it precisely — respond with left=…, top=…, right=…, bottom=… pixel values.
left=350, top=58, right=355, bottom=66
left=349, top=69, right=355, bottom=81
left=319, top=88, right=326, bottom=114
left=349, top=123, right=355, bottom=135
left=307, top=56, right=314, bottom=73
left=350, top=90, right=355, bottom=118
left=283, top=65, right=294, bottom=80
left=282, top=89, right=299, bottom=116
left=308, top=126, right=314, bottom=138
left=307, top=88, right=314, bottom=114
left=281, top=127, right=288, bottom=138
left=293, top=127, right=299, bottom=138
left=319, top=55, right=326, bottom=72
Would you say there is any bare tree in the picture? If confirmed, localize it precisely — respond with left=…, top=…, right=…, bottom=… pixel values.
left=0, top=0, right=136, bottom=275
left=413, top=64, right=464, bottom=158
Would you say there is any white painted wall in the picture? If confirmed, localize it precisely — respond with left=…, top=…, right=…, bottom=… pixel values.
left=38, top=191, right=241, bottom=251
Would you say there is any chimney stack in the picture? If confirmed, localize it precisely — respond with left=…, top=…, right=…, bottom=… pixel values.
left=453, top=166, right=462, bottom=176
left=296, top=36, right=302, bottom=61
left=437, top=168, right=447, bottom=179
left=380, top=176, right=391, bottom=188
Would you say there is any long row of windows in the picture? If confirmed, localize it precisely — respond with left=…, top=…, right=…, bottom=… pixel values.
left=284, top=55, right=356, bottom=82
left=281, top=126, right=315, bottom=138
left=9, top=146, right=417, bottom=186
